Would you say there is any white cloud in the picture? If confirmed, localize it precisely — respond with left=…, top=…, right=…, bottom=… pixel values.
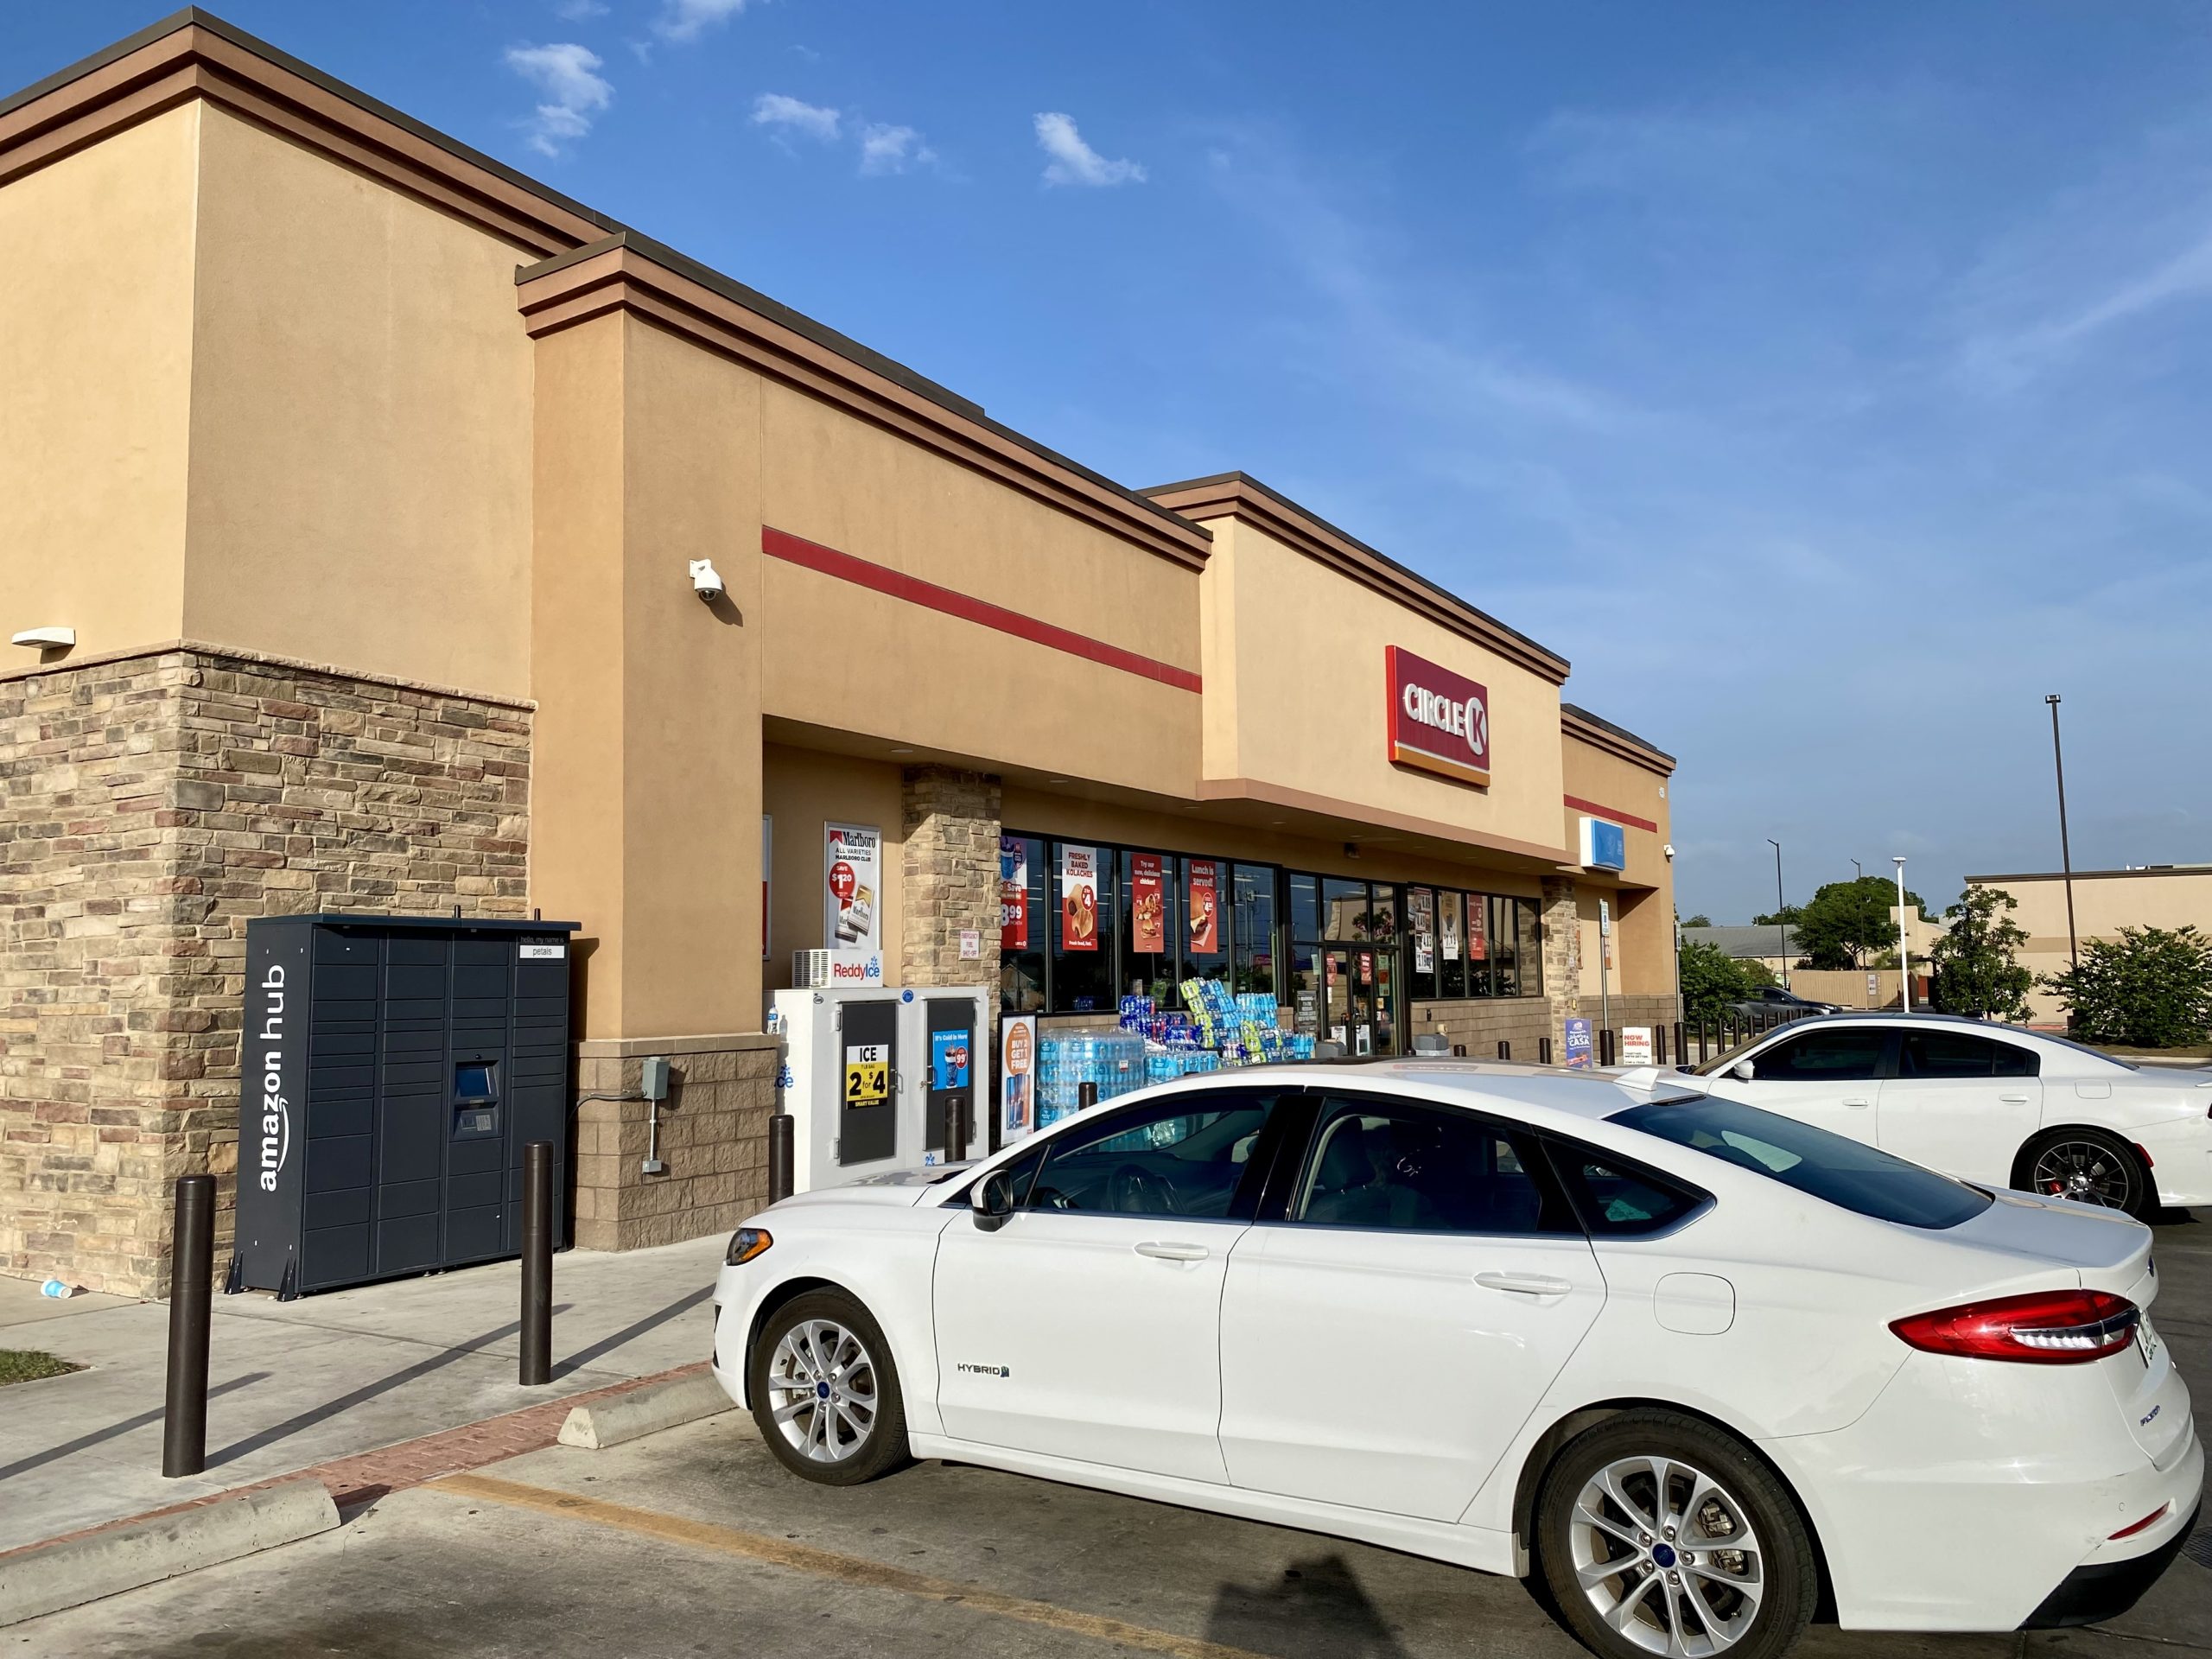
left=752, top=93, right=841, bottom=143
left=654, top=0, right=746, bottom=43
left=859, top=122, right=935, bottom=176
left=553, top=0, right=607, bottom=19
left=505, top=42, right=613, bottom=157
left=1033, top=111, right=1145, bottom=188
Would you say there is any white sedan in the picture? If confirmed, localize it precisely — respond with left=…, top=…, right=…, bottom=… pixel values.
left=1692, top=1012, right=2212, bottom=1217
left=709, top=1061, right=2200, bottom=1657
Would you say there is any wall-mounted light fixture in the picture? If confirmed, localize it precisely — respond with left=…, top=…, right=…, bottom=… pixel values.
left=11, top=627, right=73, bottom=649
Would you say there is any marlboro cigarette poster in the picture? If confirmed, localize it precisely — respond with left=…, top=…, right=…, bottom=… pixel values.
left=823, top=823, right=880, bottom=955
left=1131, top=854, right=1166, bottom=954
left=1440, top=892, right=1463, bottom=962
left=1469, top=895, right=1489, bottom=962
left=1186, top=859, right=1220, bottom=955
left=1059, top=845, right=1099, bottom=951
left=999, top=836, right=1029, bottom=952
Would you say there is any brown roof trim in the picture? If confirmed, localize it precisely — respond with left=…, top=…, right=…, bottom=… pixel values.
left=2, top=10, right=1211, bottom=567
left=1968, top=868, right=2212, bottom=884
left=1193, top=775, right=1569, bottom=867
left=1561, top=702, right=1676, bottom=775
left=1142, top=472, right=1571, bottom=683
left=0, top=10, right=614, bottom=253
left=518, top=238, right=1212, bottom=569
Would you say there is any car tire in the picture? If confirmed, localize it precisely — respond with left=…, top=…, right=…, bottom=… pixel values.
left=2018, top=1128, right=2153, bottom=1219
left=747, top=1288, right=910, bottom=1486
left=1535, top=1408, right=1816, bottom=1659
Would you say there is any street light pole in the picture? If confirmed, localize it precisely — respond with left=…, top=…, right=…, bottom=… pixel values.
left=1893, top=856, right=1911, bottom=1011
left=1767, top=838, right=1788, bottom=991
left=1851, top=859, right=1863, bottom=882
left=2045, top=694, right=2080, bottom=983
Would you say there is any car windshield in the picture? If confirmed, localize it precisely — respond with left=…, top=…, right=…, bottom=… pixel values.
left=1611, top=1096, right=1993, bottom=1230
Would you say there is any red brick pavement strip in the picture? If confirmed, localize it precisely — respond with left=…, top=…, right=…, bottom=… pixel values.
left=0, top=1361, right=715, bottom=1561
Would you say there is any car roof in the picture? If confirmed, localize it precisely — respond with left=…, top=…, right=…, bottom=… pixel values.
left=1141, top=1058, right=1692, bottom=1125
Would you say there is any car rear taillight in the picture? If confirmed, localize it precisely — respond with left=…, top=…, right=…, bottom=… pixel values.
left=2110, top=1503, right=2170, bottom=1541
left=1890, top=1289, right=2139, bottom=1364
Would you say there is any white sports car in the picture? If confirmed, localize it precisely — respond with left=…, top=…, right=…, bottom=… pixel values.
left=1691, top=1012, right=2212, bottom=1217
left=709, top=1061, right=2199, bottom=1658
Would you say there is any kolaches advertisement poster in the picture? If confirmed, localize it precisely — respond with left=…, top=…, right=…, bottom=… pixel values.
left=1059, top=845, right=1099, bottom=951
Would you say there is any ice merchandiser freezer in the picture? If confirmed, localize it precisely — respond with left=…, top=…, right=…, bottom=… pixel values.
left=766, top=984, right=992, bottom=1192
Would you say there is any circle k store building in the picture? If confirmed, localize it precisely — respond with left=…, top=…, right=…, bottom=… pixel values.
left=0, top=11, right=1676, bottom=1294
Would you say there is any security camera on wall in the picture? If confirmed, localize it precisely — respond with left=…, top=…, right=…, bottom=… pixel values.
left=1662, top=843, right=1676, bottom=861
left=690, top=558, right=725, bottom=602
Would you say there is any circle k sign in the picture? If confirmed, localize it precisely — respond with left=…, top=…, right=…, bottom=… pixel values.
left=1385, top=645, right=1492, bottom=787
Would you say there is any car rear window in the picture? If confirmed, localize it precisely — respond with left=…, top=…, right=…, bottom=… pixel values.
left=1611, top=1097, right=1993, bottom=1230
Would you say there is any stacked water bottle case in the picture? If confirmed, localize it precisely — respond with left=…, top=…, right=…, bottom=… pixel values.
left=1031, top=979, right=1318, bottom=1129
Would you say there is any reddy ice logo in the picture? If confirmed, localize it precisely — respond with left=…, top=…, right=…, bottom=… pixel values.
left=1386, top=645, right=1491, bottom=787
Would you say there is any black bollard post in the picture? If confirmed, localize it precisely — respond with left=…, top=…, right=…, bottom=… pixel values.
left=1539, top=1036, right=1553, bottom=1066
left=1078, top=1081, right=1098, bottom=1112
left=1497, top=1040, right=1511, bottom=1061
left=1598, top=1029, right=1614, bottom=1067
left=162, top=1174, right=216, bottom=1478
left=767, top=1113, right=795, bottom=1204
left=1673, top=1022, right=1685, bottom=1066
left=519, top=1141, right=553, bottom=1387
left=949, top=1096, right=970, bottom=1164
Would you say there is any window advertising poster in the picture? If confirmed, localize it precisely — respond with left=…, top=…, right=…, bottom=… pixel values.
left=1440, top=892, right=1463, bottom=962
left=999, top=836, right=1028, bottom=951
left=1186, top=859, right=1220, bottom=954
left=1564, top=1016, right=1593, bottom=1070
left=1469, top=895, right=1488, bottom=963
left=1621, top=1027, right=1654, bottom=1066
left=1059, top=845, right=1100, bottom=951
left=1410, top=888, right=1435, bottom=974
left=1130, top=853, right=1166, bottom=954
left=824, top=823, right=880, bottom=954
left=1000, top=1014, right=1037, bottom=1142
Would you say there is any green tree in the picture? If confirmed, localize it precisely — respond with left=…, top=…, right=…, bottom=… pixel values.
left=1679, top=938, right=1765, bottom=1024
left=1681, top=913, right=1713, bottom=928
left=1927, top=887, right=2033, bottom=1022
left=1790, top=876, right=1933, bottom=970
left=2042, top=926, right=2212, bottom=1048
left=1751, top=904, right=1803, bottom=927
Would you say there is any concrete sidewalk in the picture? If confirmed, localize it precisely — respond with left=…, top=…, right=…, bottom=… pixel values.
left=0, top=1236, right=728, bottom=1553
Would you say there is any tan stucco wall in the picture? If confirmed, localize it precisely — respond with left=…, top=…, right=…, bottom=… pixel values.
left=1560, top=729, right=1675, bottom=998
left=1198, top=518, right=1567, bottom=859
left=181, top=107, right=537, bottom=700
left=757, top=381, right=1203, bottom=798
left=0, top=104, right=199, bottom=656
left=1974, top=870, right=2212, bottom=1025
left=762, top=744, right=906, bottom=988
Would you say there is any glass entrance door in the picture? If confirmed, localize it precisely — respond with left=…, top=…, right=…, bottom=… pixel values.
left=1322, top=944, right=1389, bottom=1055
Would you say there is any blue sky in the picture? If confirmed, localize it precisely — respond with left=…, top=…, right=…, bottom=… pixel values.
left=10, top=2, right=2210, bottom=922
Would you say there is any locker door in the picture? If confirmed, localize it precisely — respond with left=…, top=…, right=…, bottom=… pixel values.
left=838, top=998, right=899, bottom=1166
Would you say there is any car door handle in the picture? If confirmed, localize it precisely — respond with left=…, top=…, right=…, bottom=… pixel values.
left=1475, top=1271, right=1574, bottom=1296
left=1999, top=1094, right=2031, bottom=1104
left=1134, top=1242, right=1209, bottom=1262
left=1844, top=1097, right=1872, bottom=1109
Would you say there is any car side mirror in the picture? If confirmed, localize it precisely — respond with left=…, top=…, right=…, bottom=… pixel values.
left=1731, top=1060, right=1756, bottom=1082
left=969, top=1170, right=1014, bottom=1232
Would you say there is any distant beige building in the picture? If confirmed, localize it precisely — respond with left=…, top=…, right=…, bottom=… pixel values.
left=1966, top=867, right=2212, bottom=1027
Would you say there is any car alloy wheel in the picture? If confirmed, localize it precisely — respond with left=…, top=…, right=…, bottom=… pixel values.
left=2031, top=1135, right=2139, bottom=1213
left=766, top=1317, right=879, bottom=1463
left=1568, top=1454, right=1764, bottom=1656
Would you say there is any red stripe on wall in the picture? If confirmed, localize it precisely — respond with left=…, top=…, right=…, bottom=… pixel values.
left=761, top=527, right=1204, bottom=695
left=1564, top=794, right=1660, bottom=834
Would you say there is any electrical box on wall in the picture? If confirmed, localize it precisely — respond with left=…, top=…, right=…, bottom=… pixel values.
left=231, top=913, right=578, bottom=1299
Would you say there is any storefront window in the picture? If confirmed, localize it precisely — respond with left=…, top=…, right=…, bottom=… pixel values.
left=1231, top=863, right=1276, bottom=997
left=1051, top=842, right=1116, bottom=1012
left=1180, top=855, right=1228, bottom=982
left=1120, top=849, right=1178, bottom=1001
left=1438, top=890, right=1466, bottom=998
left=1406, top=886, right=1438, bottom=1001
left=1516, top=897, right=1543, bottom=998
left=1368, top=883, right=1398, bottom=947
left=1488, top=895, right=1519, bottom=998
left=999, top=835, right=1045, bottom=1014
left=1321, top=877, right=1366, bottom=940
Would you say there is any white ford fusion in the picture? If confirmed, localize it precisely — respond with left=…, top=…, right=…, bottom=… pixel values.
left=709, top=1062, right=2200, bottom=1658
left=1691, top=1012, right=2212, bottom=1218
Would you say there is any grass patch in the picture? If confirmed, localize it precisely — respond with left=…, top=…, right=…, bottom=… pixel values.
left=0, top=1349, right=85, bottom=1386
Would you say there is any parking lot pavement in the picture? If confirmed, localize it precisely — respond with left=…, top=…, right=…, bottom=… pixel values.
left=10, top=1214, right=2210, bottom=1658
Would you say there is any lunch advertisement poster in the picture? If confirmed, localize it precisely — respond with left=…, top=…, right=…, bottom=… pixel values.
left=1186, top=858, right=1220, bottom=954
left=1060, top=845, right=1099, bottom=951
left=1130, top=854, right=1166, bottom=954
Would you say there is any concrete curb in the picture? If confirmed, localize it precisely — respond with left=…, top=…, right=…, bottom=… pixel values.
left=557, top=1370, right=736, bottom=1450
left=0, top=1478, right=339, bottom=1628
